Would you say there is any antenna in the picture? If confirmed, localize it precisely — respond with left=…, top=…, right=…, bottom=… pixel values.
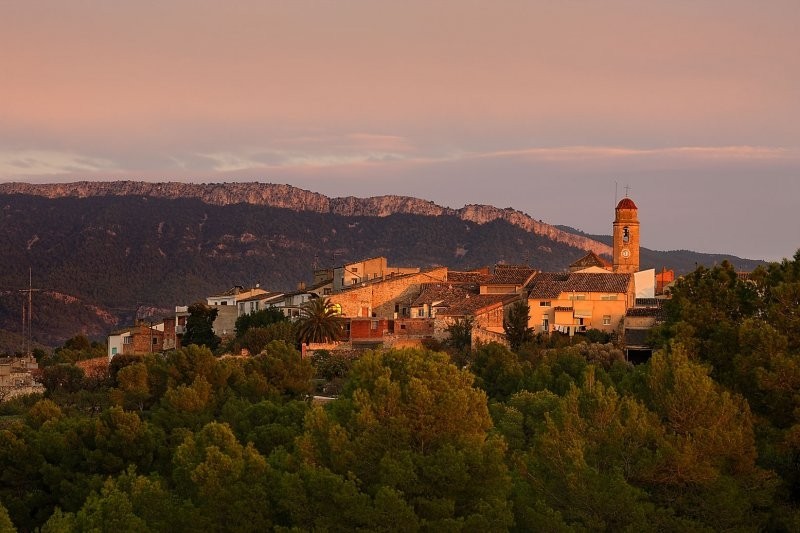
left=614, top=181, right=618, bottom=206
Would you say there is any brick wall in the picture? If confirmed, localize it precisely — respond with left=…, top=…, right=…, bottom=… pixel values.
left=350, top=318, right=393, bottom=340
left=395, top=318, right=435, bottom=337
left=126, top=323, right=165, bottom=355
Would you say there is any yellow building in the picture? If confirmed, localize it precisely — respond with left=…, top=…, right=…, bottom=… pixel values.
left=526, top=272, right=635, bottom=335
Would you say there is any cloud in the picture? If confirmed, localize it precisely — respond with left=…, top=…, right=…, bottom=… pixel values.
left=0, top=150, right=120, bottom=177
left=465, top=145, right=797, bottom=162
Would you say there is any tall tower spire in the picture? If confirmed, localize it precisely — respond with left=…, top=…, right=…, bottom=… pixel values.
left=612, top=197, right=640, bottom=273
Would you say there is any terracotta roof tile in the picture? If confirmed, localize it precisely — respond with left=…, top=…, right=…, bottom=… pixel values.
left=448, top=271, right=491, bottom=284
left=485, top=265, right=536, bottom=285
left=634, top=298, right=662, bottom=307
left=411, top=283, right=474, bottom=307
left=527, top=272, right=633, bottom=299
left=626, top=307, right=666, bottom=319
left=616, top=197, right=638, bottom=209
left=570, top=251, right=612, bottom=269
left=438, top=294, right=518, bottom=317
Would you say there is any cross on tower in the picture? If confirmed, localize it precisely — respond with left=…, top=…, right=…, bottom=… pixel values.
left=624, top=184, right=632, bottom=197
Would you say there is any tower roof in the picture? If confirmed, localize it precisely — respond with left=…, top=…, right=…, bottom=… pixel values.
left=616, top=197, right=637, bottom=210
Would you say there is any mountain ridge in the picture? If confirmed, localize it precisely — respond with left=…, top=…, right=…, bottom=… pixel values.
left=0, top=181, right=612, bottom=256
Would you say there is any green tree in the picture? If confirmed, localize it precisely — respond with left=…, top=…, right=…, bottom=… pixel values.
left=110, top=363, right=151, bottom=412
left=0, top=500, right=16, bottom=533
left=40, top=363, right=85, bottom=394
left=172, top=422, right=273, bottom=531
left=182, top=302, right=220, bottom=350
left=237, top=322, right=298, bottom=355
left=445, top=316, right=473, bottom=357
left=234, top=307, right=286, bottom=337
left=247, top=341, right=315, bottom=399
left=296, top=298, right=344, bottom=345
left=297, top=349, right=513, bottom=529
left=470, top=342, right=525, bottom=401
left=42, top=468, right=193, bottom=533
left=503, top=301, right=533, bottom=351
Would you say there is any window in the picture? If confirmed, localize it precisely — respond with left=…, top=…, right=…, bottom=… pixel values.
left=601, top=294, right=618, bottom=301
left=539, top=301, right=551, bottom=307
left=152, top=337, right=158, bottom=345
left=370, top=320, right=378, bottom=331
left=603, top=315, right=612, bottom=326
left=323, top=288, right=332, bottom=295
left=352, top=267, right=358, bottom=273
left=541, top=318, right=549, bottom=332
left=623, top=226, right=630, bottom=243
left=123, top=336, right=132, bottom=345
left=111, top=347, right=117, bottom=355
left=568, top=294, right=587, bottom=301
left=417, top=308, right=425, bottom=317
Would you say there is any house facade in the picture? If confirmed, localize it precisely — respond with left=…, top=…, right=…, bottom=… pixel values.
left=328, top=267, right=448, bottom=319
left=332, top=257, right=420, bottom=292
left=526, top=272, right=635, bottom=335
left=435, top=293, right=521, bottom=348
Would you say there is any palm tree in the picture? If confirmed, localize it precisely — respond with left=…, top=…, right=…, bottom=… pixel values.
left=297, top=297, right=345, bottom=345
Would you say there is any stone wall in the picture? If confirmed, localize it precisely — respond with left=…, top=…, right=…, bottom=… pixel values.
left=330, top=267, right=448, bottom=318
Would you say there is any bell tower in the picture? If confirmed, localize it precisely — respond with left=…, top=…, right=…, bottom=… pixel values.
left=612, top=196, right=640, bottom=273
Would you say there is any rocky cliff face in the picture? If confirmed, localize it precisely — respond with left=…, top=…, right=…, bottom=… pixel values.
left=0, top=181, right=611, bottom=255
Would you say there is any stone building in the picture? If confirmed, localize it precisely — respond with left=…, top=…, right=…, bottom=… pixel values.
left=526, top=272, right=635, bottom=335
left=612, top=197, right=640, bottom=274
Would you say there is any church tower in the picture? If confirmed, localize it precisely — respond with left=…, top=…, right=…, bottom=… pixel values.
left=612, top=197, right=640, bottom=273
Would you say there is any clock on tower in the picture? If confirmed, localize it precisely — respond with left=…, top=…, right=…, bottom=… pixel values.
left=612, top=197, right=639, bottom=273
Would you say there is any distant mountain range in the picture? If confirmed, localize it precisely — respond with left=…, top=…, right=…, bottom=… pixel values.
left=0, top=181, right=765, bottom=349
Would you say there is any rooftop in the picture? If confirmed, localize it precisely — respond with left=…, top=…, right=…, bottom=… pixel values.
left=570, top=251, right=612, bottom=270
left=237, top=291, right=284, bottom=303
left=616, top=197, right=638, bottom=210
left=484, top=265, right=537, bottom=286
left=527, top=272, right=633, bottom=299
left=411, top=283, right=474, bottom=307
left=438, top=294, right=518, bottom=317
left=448, top=271, right=491, bottom=284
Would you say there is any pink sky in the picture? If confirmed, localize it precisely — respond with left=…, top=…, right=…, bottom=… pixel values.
left=1, top=1, right=798, bottom=260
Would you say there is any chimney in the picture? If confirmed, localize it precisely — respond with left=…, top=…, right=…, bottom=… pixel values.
left=297, top=281, right=306, bottom=291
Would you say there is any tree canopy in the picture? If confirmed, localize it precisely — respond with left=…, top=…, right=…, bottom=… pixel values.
left=2, top=253, right=800, bottom=531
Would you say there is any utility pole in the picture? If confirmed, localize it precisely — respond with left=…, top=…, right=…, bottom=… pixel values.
left=19, top=268, right=41, bottom=356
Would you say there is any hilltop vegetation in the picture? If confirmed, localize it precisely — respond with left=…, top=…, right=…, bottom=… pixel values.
left=0, top=253, right=798, bottom=531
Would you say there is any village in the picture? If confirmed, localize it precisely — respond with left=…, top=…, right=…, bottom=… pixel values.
left=108, top=197, right=678, bottom=363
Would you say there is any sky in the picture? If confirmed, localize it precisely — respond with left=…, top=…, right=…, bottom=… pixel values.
left=1, top=0, right=798, bottom=261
